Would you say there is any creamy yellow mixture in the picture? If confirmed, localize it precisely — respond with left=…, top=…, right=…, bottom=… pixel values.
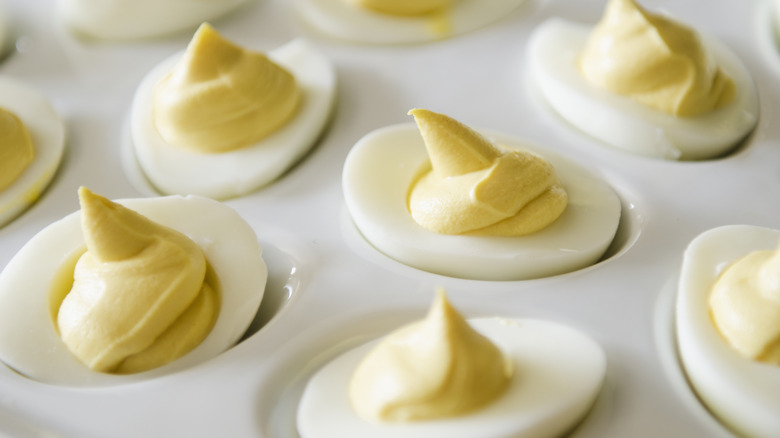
left=349, top=290, right=512, bottom=422
left=57, top=188, right=219, bottom=374
left=710, top=245, right=780, bottom=364
left=153, top=23, right=300, bottom=153
left=579, top=0, right=735, bottom=117
left=0, top=107, right=34, bottom=192
left=354, top=0, right=451, bottom=16
left=407, top=109, right=567, bottom=236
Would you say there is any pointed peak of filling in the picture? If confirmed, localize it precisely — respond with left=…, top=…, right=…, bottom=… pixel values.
left=78, top=187, right=156, bottom=262
left=409, top=108, right=501, bottom=178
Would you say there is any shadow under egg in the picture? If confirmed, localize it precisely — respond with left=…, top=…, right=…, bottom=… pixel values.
left=240, top=239, right=303, bottom=341
left=594, top=191, right=642, bottom=264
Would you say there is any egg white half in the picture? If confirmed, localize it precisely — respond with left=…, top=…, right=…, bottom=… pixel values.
left=294, top=0, right=528, bottom=45
left=298, top=318, right=606, bottom=438
left=0, top=77, right=66, bottom=229
left=130, top=38, right=336, bottom=200
left=0, top=195, right=267, bottom=387
left=57, top=0, right=247, bottom=40
left=676, top=225, right=780, bottom=438
left=528, top=19, right=759, bottom=161
left=342, top=123, right=621, bottom=281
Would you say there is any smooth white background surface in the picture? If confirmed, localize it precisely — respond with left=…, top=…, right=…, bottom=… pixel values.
left=0, top=0, right=779, bottom=437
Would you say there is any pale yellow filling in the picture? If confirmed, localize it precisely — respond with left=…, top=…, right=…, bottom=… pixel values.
left=153, top=23, right=300, bottom=153
left=349, top=290, right=512, bottom=422
left=407, top=109, right=567, bottom=236
left=710, top=245, right=780, bottom=364
left=354, top=0, right=451, bottom=16
left=579, top=0, right=735, bottom=117
left=0, top=107, right=34, bottom=192
left=57, top=188, right=219, bottom=374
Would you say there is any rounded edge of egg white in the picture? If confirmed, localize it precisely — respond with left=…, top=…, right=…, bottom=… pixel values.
left=0, top=195, right=267, bottom=387
left=297, top=317, right=606, bottom=438
left=56, top=0, right=248, bottom=40
left=527, top=19, right=759, bottom=161
left=342, top=123, right=622, bottom=281
left=676, top=225, right=780, bottom=437
left=293, top=0, right=529, bottom=45
left=0, top=77, right=66, bottom=229
left=130, top=38, right=336, bottom=200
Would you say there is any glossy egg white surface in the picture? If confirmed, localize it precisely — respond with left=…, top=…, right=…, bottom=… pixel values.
left=298, top=317, right=606, bottom=438
left=130, top=38, right=336, bottom=200
left=528, top=19, right=759, bottom=161
left=0, top=195, right=267, bottom=387
left=342, top=123, right=621, bottom=281
left=57, top=0, right=248, bottom=40
left=676, top=225, right=780, bottom=438
left=0, top=77, right=65, bottom=229
left=293, top=0, right=529, bottom=45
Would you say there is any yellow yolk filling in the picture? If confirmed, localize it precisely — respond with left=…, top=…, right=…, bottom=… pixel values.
left=56, top=188, right=219, bottom=374
left=710, top=245, right=780, bottom=364
left=153, top=23, right=300, bottom=153
left=407, top=109, right=567, bottom=236
left=0, top=107, right=34, bottom=192
left=355, top=0, right=451, bottom=16
left=349, top=290, right=512, bottom=422
left=579, top=0, right=735, bottom=117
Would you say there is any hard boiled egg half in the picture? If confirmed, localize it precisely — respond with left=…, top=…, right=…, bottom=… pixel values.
left=676, top=225, right=780, bottom=437
left=129, top=24, right=336, bottom=200
left=294, top=0, right=529, bottom=44
left=0, top=192, right=267, bottom=387
left=527, top=1, right=758, bottom=160
left=298, top=291, right=606, bottom=438
left=57, top=0, right=248, bottom=40
left=342, top=110, right=621, bottom=281
left=0, top=77, right=66, bottom=228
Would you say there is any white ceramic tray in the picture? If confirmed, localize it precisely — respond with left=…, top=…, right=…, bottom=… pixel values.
left=1, top=0, right=779, bottom=437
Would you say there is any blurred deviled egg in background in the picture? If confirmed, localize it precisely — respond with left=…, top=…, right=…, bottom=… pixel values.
left=294, top=0, right=530, bottom=44
left=0, top=76, right=65, bottom=228
left=528, top=0, right=758, bottom=160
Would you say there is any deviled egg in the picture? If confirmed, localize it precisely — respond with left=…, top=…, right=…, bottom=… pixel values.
left=342, top=109, right=621, bottom=280
left=0, top=76, right=66, bottom=228
left=130, top=23, right=336, bottom=200
left=0, top=188, right=267, bottom=386
left=57, top=0, right=247, bottom=40
left=528, top=0, right=758, bottom=160
left=676, top=225, right=780, bottom=437
left=298, top=290, right=606, bottom=438
left=294, top=0, right=529, bottom=44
